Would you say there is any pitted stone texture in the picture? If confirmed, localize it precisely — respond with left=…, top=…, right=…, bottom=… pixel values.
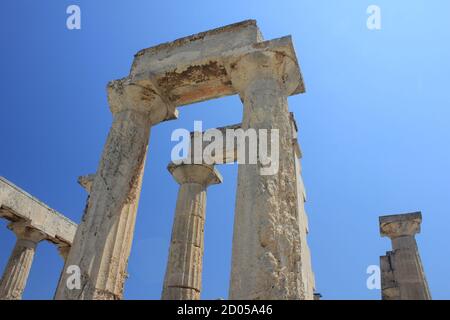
left=55, top=99, right=152, bottom=299
left=0, top=222, right=46, bottom=300
left=162, top=164, right=221, bottom=300
left=380, top=253, right=400, bottom=300
left=76, top=169, right=142, bottom=299
left=130, top=20, right=304, bottom=106
left=178, top=113, right=315, bottom=299
left=107, top=78, right=177, bottom=124
left=379, top=212, right=431, bottom=300
left=229, top=51, right=306, bottom=300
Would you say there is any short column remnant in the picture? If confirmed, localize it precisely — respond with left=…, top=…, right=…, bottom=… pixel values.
left=162, top=163, right=222, bottom=300
left=0, top=222, right=46, bottom=300
left=379, top=212, right=431, bottom=300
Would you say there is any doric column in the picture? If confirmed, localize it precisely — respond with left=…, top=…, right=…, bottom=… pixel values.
left=0, top=222, right=46, bottom=300
left=162, top=163, right=222, bottom=300
left=227, top=51, right=306, bottom=299
left=55, top=78, right=177, bottom=300
left=379, top=212, right=431, bottom=300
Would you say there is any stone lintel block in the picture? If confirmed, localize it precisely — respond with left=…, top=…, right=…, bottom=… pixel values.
left=0, top=177, right=77, bottom=247
left=380, top=212, right=422, bottom=239
left=129, top=20, right=304, bottom=106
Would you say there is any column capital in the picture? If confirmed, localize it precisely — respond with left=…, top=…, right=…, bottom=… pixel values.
left=168, top=163, right=222, bottom=187
left=226, top=50, right=301, bottom=97
left=7, top=221, right=47, bottom=244
left=380, top=212, right=422, bottom=239
left=107, top=77, right=178, bottom=125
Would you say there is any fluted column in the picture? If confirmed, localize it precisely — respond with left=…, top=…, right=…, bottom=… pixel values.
left=227, top=51, right=306, bottom=300
left=55, top=78, right=177, bottom=300
left=0, top=222, right=46, bottom=300
left=380, top=212, right=431, bottom=300
left=162, top=163, right=222, bottom=300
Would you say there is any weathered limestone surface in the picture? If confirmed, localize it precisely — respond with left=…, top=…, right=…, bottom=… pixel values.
left=130, top=20, right=304, bottom=107
left=289, top=113, right=315, bottom=299
left=0, top=222, right=46, bottom=300
left=69, top=170, right=143, bottom=298
left=55, top=79, right=176, bottom=300
left=0, top=177, right=77, bottom=247
left=162, top=164, right=222, bottom=300
left=0, top=177, right=77, bottom=300
left=227, top=48, right=306, bottom=299
left=380, top=212, right=431, bottom=300
left=185, top=115, right=315, bottom=299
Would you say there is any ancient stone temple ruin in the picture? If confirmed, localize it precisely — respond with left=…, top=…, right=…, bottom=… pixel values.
left=0, top=177, right=77, bottom=299
left=52, top=19, right=313, bottom=301
left=0, top=20, right=432, bottom=300
left=379, top=212, right=431, bottom=300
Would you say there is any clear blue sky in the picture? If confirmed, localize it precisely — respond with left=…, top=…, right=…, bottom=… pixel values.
left=1, top=1, right=449, bottom=300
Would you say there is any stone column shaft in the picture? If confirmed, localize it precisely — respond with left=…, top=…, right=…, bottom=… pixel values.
left=228, top=51, right=306, bottom=300
left=162, top=164, right=221, bottom=300
left=55, top=78, right=177, bottom=300
left=0, top=223, right=46, bottom=300
left=380, top=212, right=431, bottom=300
left=290, top=114, right=315, bottom=300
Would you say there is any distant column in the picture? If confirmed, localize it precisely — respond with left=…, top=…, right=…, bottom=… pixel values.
left=162, top=163, right=222, bottom=300
left=379, top=212, right=431, bottom=300
left=0, top=222, right=46, bottom=300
